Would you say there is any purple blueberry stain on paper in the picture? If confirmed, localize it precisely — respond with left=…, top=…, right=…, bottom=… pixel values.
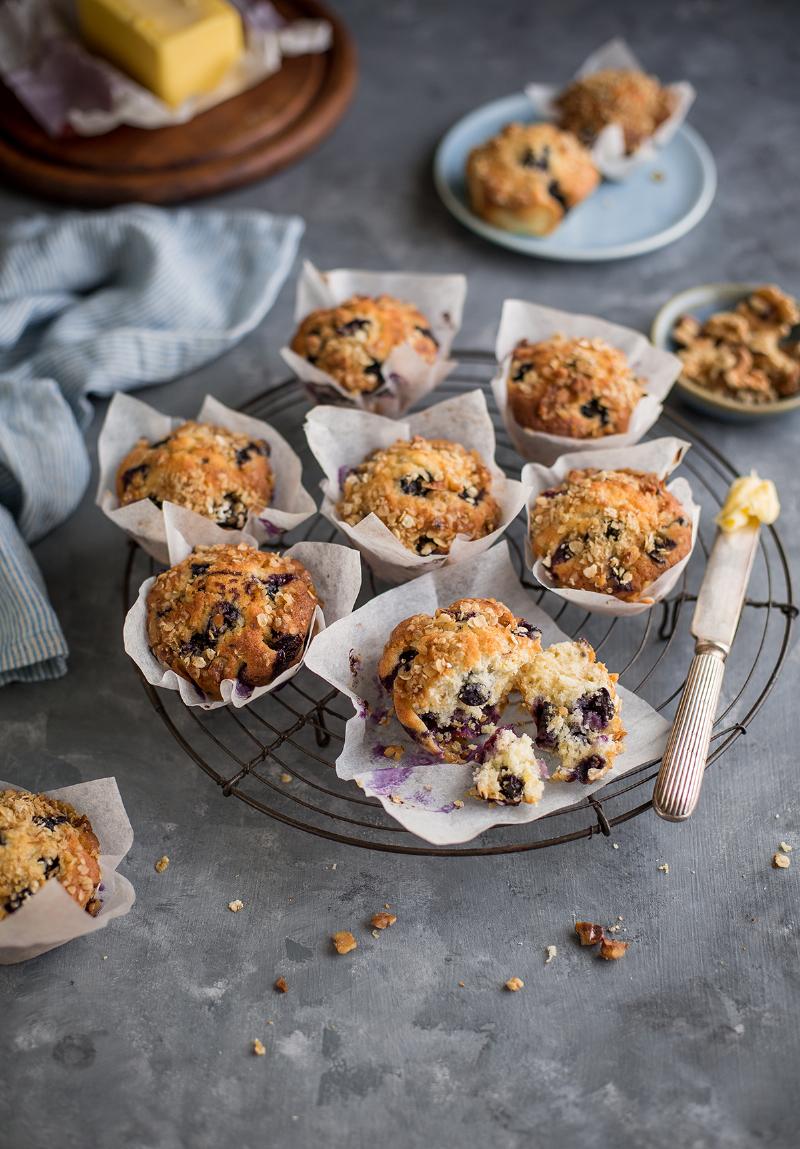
left=363, top=766, right=414, bottom=792
left=348, top=649, right=362, bottom=680
left=368, top=704, right=390, bottom=726
left=258, top=517, right=282, bottom=537
left=338, top=465, right=353, bottom=489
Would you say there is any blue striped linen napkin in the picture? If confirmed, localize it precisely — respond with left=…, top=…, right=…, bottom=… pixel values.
left=0, top=205, right=304, bottom=685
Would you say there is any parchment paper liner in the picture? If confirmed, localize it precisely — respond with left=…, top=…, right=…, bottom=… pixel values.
left=281, top=261, right=467, bottom=416
left=491, top=299, right=682, bottom=465
left=304, top=543, right=669, bottom=846
left=305, top=390, right=528, bottom=585
left=522, top=437, right=700, bottom=618
left=525, top=38, right=696, bottom=182
left=0, top=777, right=135, bottom=964
left=97, top=392, right=317, bottom=564
left=124, top=503, right=361, bottom=710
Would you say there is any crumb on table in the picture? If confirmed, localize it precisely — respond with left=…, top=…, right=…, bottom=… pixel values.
left=332, top=930, right=357, bottom=954
left=274, top=976, right=288, bottom=993
left=504, top=976, right=524, bottom=992
left=545, top=945, right=557, bottom=964
left=382, top=745, right=404, bottom=761
left=575, top=921, right=604, bottom=946
left=599, top=938, right=629, bottom=961
left=772, top=852, right=791, bottom=870
left=252, top=1038, right=266, bottom=1056
left=228, top=899, right=244, bottom=912
left=370, top=911, right=397, bottom=929
left=154, top=855, right=169, bottom=873
left=657, top=863, right=670, bottom=874
left=280, top=773, right=293, bottom=784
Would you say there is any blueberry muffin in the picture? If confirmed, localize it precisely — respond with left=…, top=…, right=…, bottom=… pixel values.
left=518, top=640, right=625, bottom=783
left=508, top=335, right=644, bottom=437
left=378, top=598, right=542, bottom=762
left=530, top=467, right=691, bottom=600
left=147, top=543, right=318, bottom=698
left=466, top=122, right=600, bottom=236
left=471, top=728, right=545, bottom=805
left=116, top=421, right=274, bottom=530
left=554, top=69, right=676, bottom=154
left=290, top=295, right=439, bottom=396
left=336, top=436, right=501, bottom=556
left=0, top=789, right=101, bottom=920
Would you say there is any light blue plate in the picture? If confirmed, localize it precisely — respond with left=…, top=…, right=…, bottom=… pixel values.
left=433, top=93, right=717, bottom=262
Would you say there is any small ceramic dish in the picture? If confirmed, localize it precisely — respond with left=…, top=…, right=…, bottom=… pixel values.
left=651, top=282, right=800, bottom=422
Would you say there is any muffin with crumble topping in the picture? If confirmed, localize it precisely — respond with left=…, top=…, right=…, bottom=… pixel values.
left=518, top=640, right=625, bottom=783
left=529, top=467, right=691, bottom=601
left=0, top=789, right=101, bottom=920
left=508, top=335, right=644, bottom=438
left=146, top=543, right=318, bottom=699
left=379, top=598, right=542, bottom=762
left=466, top=122, right=600, bottom=236
left=116, top=420, right=274, bottom=530
left=336, top=435, right=501, bottom=557
left=471, top=728, right=545, bottom=805
left=554, top=69, right=676, bottom=154
left=290, top=294, right=439, bottom=396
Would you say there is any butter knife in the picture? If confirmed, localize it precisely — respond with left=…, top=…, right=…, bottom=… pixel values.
left=653, top=523, right=760, bottom=822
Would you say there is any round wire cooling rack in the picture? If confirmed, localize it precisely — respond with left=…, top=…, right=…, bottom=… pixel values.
left=123, top=351, right=796, bottom=856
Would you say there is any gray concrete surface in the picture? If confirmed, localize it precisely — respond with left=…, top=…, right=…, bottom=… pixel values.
left=1, top=2, right=798, bottom=1146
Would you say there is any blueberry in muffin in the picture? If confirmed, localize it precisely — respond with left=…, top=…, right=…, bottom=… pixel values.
left=0, top=789, right=101, bottom=920
left=554, top=69, right=676, bottom=154
left=530, top=467, right=691, bottom=600
left=518, top=640, right=625, bottom=783
left=116, top=421, right=274, bottom=530
left=471, top=728, right=545, bottom=805
left=147, top=543, right=318, bottom=698
left=290, top=294, right=439, bottom=396
left=378, top=598, right=542, bottom=762
left=466, top=122, right=600, bottom=236
left=508, top=335, right=644, bottom=438
left=336, top=435, right=501, bottom=556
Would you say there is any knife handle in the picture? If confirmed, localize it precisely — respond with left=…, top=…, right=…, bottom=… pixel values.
left=653, top=643, right=727, bottom=822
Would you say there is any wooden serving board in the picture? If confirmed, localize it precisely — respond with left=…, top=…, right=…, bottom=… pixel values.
left=0, top=0, right=356, bottom=205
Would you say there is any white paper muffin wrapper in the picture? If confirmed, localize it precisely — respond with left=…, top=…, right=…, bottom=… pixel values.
left=280, top=261, right=467, bottom=416
left=522, top=437, right=700, bottom=618
left=0, top=777, right=135, bottom=964
left=97, top=392, right=317, bottom=564
left=491, top=299, right=682, bottom=465
left=305, top=389, right=528, bottom=585
left=304, top=543, right=669, bottom=846
left=123, top=504, right=362, bottom=710
left=524, top=38, right=696, bottom=182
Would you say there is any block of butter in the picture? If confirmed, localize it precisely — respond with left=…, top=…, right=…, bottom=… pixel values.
left=77, top=0, right=245, bottom=107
